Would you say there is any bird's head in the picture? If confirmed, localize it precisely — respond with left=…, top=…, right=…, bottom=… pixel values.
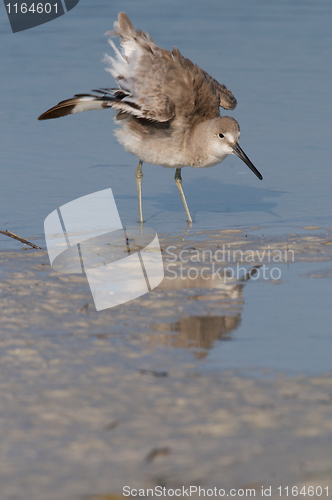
left=210, top=116, right=263, bottom=180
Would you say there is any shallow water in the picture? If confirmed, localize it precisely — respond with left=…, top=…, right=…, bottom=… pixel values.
left=205, top=261, right=332, bottom=375
left=1, top=0, right=332, bottom=242
left=1, top=0, right=332, bottom=378
left=1, top=6, right=332, bottom=495
left=1, top=229, right=332, bottom=376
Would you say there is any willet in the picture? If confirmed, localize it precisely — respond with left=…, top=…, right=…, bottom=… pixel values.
left=38, top=12, right=263, bottom=223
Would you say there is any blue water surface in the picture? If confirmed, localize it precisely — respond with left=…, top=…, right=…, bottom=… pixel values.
left=1, top=0, right=332, bottom=375
left=1, top=0, right=332, bottom=244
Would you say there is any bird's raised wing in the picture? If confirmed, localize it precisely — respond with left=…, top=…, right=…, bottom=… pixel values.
left=38, top=13, right=237, bottom=124
left=103, top=13, right=237, bottom=122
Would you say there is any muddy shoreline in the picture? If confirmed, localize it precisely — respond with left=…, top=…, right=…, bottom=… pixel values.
left=0, top=228, right=332, bottom=499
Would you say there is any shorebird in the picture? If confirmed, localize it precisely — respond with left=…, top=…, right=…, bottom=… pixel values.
left=38, top=12, right=263, bottom=223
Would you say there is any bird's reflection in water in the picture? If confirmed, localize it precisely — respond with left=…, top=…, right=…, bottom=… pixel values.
left=149, top=266, right=259, bottom=359
left=152, top=315, right=241, bottom=359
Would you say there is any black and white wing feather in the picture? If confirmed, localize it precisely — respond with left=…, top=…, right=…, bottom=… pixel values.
left=38, top=88, right=141, bottom=121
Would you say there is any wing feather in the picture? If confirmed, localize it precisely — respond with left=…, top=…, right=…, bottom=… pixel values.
left=38, top=96, right=110, bottom=120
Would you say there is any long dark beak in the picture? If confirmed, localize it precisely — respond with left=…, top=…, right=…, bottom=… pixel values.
left=232, top=142, right=263, bottom=180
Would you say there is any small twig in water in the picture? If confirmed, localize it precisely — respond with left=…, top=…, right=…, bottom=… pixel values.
left=0, top=230, right=41, bottom=249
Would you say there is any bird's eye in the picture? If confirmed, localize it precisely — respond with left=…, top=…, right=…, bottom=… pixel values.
left=219, top=133, right=224, bottom=138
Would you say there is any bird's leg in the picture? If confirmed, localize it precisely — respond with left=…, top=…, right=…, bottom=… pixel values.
left=135, top=160, right=144, bottom=223
left=174, top=168, right=193, bottom=223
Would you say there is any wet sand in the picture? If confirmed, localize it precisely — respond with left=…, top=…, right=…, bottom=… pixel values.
left=1, top=228, right=332, bottom=499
